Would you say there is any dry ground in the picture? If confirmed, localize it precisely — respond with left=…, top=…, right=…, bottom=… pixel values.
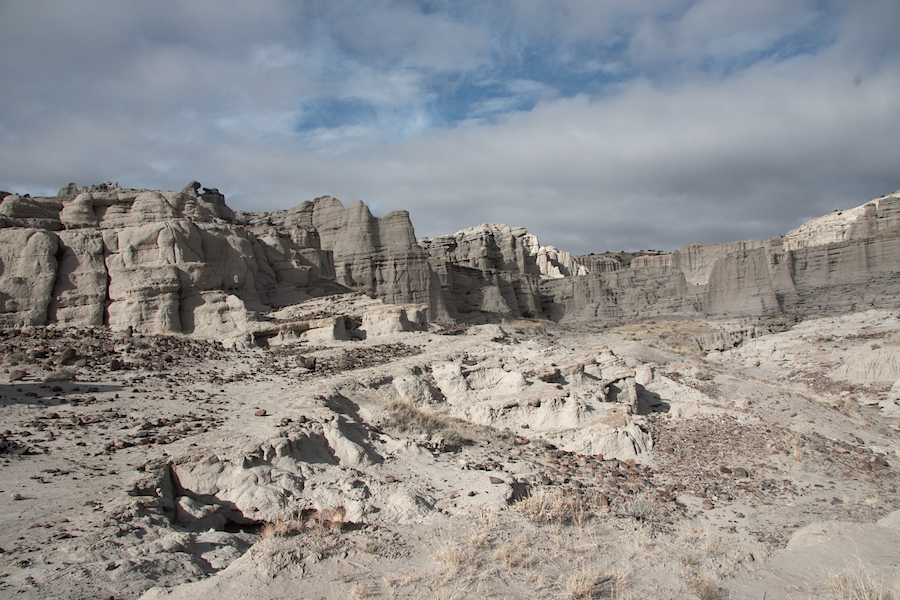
left=1, top=307, right=899, bottom=599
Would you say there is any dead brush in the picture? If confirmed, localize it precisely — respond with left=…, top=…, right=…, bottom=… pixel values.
left=513, top=487, right=590, bottom=527
left=828, top=566, right=898, bottom=600
left=690, top=578, right=726, bottom=600
left=492, top=542, right=536, bottom=570
left=260, top=506, right=346, bottom=539
left=43, top=367, right=78, bottom=382
left=382, top=398, right=470, bottom=445
left=562, top=566, right=618, bottom=599
left=619, top=492, right=661, bottom=523
left=432, top=536, right=477, bottom=576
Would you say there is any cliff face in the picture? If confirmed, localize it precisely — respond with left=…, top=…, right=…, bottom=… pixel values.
left=418, top=223, right=586, bottom=320
left=541, top=191, right=900, bottom=323
left=238, top=196, right=449, bottom=321
left=1, top=182, right=898, bottom=336
left=0, top=182, right=277, bottom=336
left=0, top=183, right=450, bottom=336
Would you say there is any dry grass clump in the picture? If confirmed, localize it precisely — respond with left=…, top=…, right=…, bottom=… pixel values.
left=620, top=492, right=662, bottom=523
left=260, top=506, right=346, bottom=539
left=690, top=578, right=726, bottom=600
left=883, top=332, right=900, bottom=346
left=350, top=582, right=379, bottom=599
left=562, top=567, right=620, bottom=599
left=611, top=320, right=718, bottom=355
left=43, top=367, right=78, bottom=382
left=383, top=398, right=471, bottom=445
left=492, top=542, right=536, bottom=570
left=432, top=537, right=478, bottom=576
left=513, top=487, right=590, bottom=527
left=828, top=567, right=898, bottom=600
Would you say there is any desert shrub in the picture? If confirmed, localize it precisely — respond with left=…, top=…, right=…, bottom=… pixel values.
left=43, top=367, right=77, bottom=382
left=620, top=492, right=662, bottom=523
left=828, top=567, right=898, bottom=600
left=690, top=578, right=726, bottom=600
left=884, top=332, right=900, bottom=346
left=383, top=398, right=470, bottom=445
left=513, top=487, right=589, bottom=527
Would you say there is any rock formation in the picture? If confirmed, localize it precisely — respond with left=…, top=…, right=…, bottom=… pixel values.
left=1, top=182, right=899, bottom=338
left=0, top=184, right=443, bottom=338
left=541, top=191, right=900, bottom=324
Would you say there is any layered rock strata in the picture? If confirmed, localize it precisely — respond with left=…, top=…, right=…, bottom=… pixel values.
left=1, top=181, right=899, bottom=336
left=541, top=191, right=900, bottom=324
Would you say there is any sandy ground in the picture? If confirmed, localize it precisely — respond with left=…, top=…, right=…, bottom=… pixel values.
left=1, top=305, right=899, bottom=599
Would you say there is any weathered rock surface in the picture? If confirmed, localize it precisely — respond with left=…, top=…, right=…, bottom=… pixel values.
left=1, top=183, right=899, bottom=337
left=542, top=191, right=900, bottom=324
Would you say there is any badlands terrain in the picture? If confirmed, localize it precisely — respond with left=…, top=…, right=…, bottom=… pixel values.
left=0, top=183, right=899, bottom=599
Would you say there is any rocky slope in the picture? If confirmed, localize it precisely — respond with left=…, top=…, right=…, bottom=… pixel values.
left=1, top=300, right=899, bottom=599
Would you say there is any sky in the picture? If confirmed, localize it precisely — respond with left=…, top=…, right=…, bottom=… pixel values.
left=1, top=1, right=899, bottom=254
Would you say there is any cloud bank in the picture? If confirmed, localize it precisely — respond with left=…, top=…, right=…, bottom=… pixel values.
left=1, top=0, right=899, bottom=253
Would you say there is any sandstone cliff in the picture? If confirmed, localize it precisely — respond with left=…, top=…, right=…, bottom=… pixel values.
left=1, top=181, right=898, bottom=337
left=542, top=191, right=900, bottom=324
left=0, top=183, right=450, bottom=337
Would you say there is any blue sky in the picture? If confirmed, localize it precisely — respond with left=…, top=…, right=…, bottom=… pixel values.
left=1, top=0, right=899, bottom=254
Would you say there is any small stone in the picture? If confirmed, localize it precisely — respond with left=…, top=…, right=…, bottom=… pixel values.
left=8, top=369, right=27, bottom=382
left=701, top=500, right=714, bottom=510
left=733, top=467, right=749, bottom=478
left=109, top=359, right=122, bottom=371
left=488, top=476, right=504, bottom=485
left=74, top=358, right=87, bottom=368
left=295, top=355, right=316, bottom=370
left=11, top=492, right=24, bottom=501
left=254, top=409, right=267, bottom=417
left=597, top=493, right=609, bottom=507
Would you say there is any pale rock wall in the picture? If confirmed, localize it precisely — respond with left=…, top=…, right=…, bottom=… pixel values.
left=575, top=254, right=624, bottom=273
left=242, top=196, right=450, bottom=321
left=542, top=192, right=900, bottom=324
left=419, top=223, right=584, bottom=320
left=0, top=183, right=332, bottom=336
left=630, top=254, right=673, bottom=269
left=0, top=229, right=59, bottom=326
left=420, top=223, right=585, bottom=279
left=782, top=192, right=900, bottom=251
left=2, top=182, right=899, bottom=334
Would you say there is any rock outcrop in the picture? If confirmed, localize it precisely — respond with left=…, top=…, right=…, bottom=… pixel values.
left=0, top=183, right=338, bottom=336
left=238, top=196, right=449, bottom=321
left=419, top=223, right=587, bottom=321
left=542, top=191, right=900, bottom=324
left=1, top=182, right=899, bottom=337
